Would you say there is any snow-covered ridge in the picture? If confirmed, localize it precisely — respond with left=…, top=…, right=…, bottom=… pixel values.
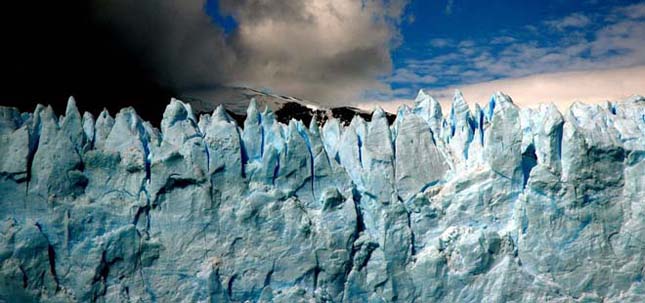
left=183, top=86, right=393, bottom=127
left=184, top=86, right=324, bottom=115
left=0, top=90, right=644, bottom=302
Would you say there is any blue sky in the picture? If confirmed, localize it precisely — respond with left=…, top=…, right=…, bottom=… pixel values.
left=381, top=0, right=645, bottom=108
left=195, top=0, right=644, bottom=109
left=388, top=0, right=645, bottom=95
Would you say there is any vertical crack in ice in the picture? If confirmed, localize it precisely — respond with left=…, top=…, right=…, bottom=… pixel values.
left=487, top=95, right=496, bottom=121
left=135, top=120, right=152, bottom=183
left=204, top=143, right=211, bottom=174
left=342, top=187, right=368, bottom=295
left=199, top=118, right=211, bottom=173
left=19, top=265, right=28, bottom=288
left=478, top=108, right=485, bottom=146
left=356, top=133, right=364, bottom=169
left=25, top=107, right=43, bottom=193
left=521, top=144, right=538, bottom=189
left=555, top=123, right=564, bottom=161
left=272, top=157, right=280, bottom=186
left=296, top=122, right=316, bottom=199
left=227, top=274, right=237, bottom=299
left=405, top=207, right=416, bottom=256
left=313, top=255, right=321, bottom=291
left=34, top=222, right=60, bottom=291
left=449, top=107, right=457, bottom=138
left=264, top=261, right=275, bottom=288
left=133, top=188, right=151, bottom=234
left=260, top=115, right=265, bottom=158
left=64, top=210, right=70, bottom=256
left=237, top=126, right=247, bottom=179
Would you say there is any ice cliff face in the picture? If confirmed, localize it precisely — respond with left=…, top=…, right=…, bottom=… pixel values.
left=1, top=91, right=644, bottom=302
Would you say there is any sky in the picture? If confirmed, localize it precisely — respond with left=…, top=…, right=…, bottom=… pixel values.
left=136, top=0, right=645, bottom=110
left=0, top=0, right=644, bottom=119
left=377, top=0, right=645, bottom=111
left=198, top=0, right=645, bottom=110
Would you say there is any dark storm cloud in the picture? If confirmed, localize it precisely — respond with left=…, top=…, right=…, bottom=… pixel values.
left=91, top=0, right=236, bottom=90
left=90, top=0, right=409, bottom=104
left=0, top=1, right=175, bottom=123
left=0, top=0, right=408, bottom=121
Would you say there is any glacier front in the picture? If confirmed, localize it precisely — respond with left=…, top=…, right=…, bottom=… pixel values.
left=0, top=91, right=644, bottom=302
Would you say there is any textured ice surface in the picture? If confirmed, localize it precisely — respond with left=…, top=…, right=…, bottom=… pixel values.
left=1, top=92, right=644, bottom=302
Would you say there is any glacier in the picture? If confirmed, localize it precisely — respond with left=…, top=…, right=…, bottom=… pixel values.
left=0, top=91, right=644, bottom=302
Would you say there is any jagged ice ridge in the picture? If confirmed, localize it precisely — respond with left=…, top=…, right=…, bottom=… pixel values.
left=0, top=91, right=644, bottom=302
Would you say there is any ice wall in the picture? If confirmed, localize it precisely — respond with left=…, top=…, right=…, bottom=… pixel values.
left=1, top=91, right=644, bottom=302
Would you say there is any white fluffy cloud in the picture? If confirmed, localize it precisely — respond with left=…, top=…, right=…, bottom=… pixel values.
left=545, top=13, right=591, bottom=30
left=220, top=0, right=407, bottom=103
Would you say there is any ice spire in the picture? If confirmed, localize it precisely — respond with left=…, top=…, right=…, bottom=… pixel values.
left=447, top=90, right=475, bottom=164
